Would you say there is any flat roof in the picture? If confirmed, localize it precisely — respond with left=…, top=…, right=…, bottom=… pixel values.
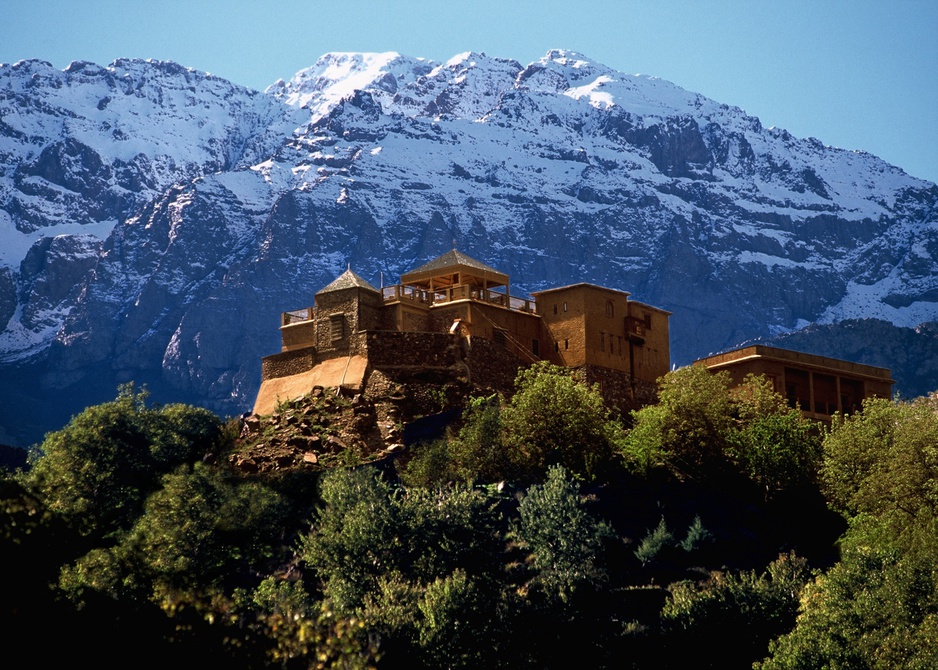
left=695, top=344, right=894, bottom=383
left=626, top=299, right=672, bottom=316
left=531, top=282, right=631, bottom=299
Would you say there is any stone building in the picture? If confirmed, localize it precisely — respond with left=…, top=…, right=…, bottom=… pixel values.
left=253, top=249, right=671, bottom=416
left=694, top=344, right=895, bottom=421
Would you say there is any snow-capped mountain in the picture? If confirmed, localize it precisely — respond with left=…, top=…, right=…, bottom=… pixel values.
left=1, top=50, right=936, bottom=447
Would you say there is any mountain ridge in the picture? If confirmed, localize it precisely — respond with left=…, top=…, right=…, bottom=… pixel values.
left=1, top=50, right=936, bottom=448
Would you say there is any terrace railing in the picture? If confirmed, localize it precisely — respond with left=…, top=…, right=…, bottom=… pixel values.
left=383, top=284, right=536, bottom=314
left=282, top=308, right=314, bottom=326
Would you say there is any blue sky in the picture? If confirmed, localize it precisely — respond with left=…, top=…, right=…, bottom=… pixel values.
left=4, top=0, right=937, bottom=184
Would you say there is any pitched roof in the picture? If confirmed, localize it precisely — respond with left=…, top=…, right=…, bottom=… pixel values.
left=401, top=249, right=509, bottom=287
left=316, top=268, right=380, bottom=295
left=407, top=249, right=502, bottom=276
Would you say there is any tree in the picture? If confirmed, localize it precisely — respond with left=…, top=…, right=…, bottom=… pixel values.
left=662, top=552, right=812, bottom=669
left=759, top=394, right=938, bottom=669
left=501, top=362, right=623, bottom=481
left=730, top=374, right=822, bottom=497
left=58, top=463, right=289, bottom=609
left=23, top=383, right=224, bottom=538
left=297, top=467, right=507, bottom=668
left=821, top=394, right=938, bottom=526
left=623, top=365, right=734, bottom=477
left=447, top=394, right=508, bottom=484
left=510, top=464, right=615, bottom=602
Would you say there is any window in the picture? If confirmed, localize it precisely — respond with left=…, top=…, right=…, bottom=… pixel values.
left=565, top=339, right=569, bottom=350
left=555, top=341, right=560, bottom=352
left=643, top=313, right=652, bottom=330
left=605, top=300, right=614, bottom=317
left=563, top=302, right=568, bottom=312
left=329, top=314, right=345, bottom=341
left=531, top=339, right=540, bottom=357
left=553, top=304, right=558, bottom=315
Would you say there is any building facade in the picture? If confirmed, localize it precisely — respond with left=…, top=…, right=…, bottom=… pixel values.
left=254, top=249, right=672, bottom=415
left=694, top=345, right=895, bottom=421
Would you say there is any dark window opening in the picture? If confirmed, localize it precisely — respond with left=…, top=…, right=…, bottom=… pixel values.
left=532, top=339, right=540, bottom=357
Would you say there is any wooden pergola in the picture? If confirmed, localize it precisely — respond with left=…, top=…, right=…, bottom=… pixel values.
left=400, top=249, right=509, bottom=295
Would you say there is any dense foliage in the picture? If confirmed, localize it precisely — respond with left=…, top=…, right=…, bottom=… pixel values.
left=2, top=365, right=933, bottom=668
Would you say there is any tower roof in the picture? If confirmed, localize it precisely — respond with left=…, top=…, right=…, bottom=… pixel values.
left=315, top=267, right=380, bottom=295
left=401, top=249, right=509, bottom=289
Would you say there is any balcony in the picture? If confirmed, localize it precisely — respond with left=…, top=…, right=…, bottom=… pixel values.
left=282, top=307, right=314, bottom=326
left=625, top=316, right=646, bottom=342
left=382, top=284, right=537, bottom=314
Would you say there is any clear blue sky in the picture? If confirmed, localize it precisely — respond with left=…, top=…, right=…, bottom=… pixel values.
left=4, top=0, right=937, bottom=184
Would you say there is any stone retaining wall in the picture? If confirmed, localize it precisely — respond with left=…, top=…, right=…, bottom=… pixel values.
left=261, top=347, right=317, bottom=380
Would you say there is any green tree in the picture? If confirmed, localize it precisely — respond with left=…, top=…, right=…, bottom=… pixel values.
left=298, top=467, right=507, bottom=668
left=298, top=467, right=400, bottom=612
left=622, top=365, right=734, bottom=477
left=730, top=374, right=822, bottom=497
left=58, top=463, right=289, bottom=610
left=662, top=552, right=812, bottom=669
left=447, top=394, right=508, bottom=484
left=510, top=464, right=616, bottom=602
left=760, top=394, right=938, bottom=669
left=24, top=383, right=223, bottom=538
left=501, top=362, right=623, bottom=481
left=821, top=395, right=938, bottom=525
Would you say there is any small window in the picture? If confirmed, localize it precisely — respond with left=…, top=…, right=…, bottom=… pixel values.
left=553, top=304, right=558, bottom=315
left=555, top=341, right=560, bottom=352
left=329, top=314, right=345, bottom=341
left=605, top=301, right=614, bottom=318
left=531, top=339, right=540, bottom=357
left=564, top=339, right=569, bottom=350
left=563, top=302, right=568, bottom=312
left=643, top=313, right=652, bottom=330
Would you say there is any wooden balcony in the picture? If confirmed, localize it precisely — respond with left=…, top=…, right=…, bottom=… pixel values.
left=382, top=284, right=537, bottom=314
left=282, top=307, right=314, bottom=326
left=625, top=316, right=646, bottom=342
